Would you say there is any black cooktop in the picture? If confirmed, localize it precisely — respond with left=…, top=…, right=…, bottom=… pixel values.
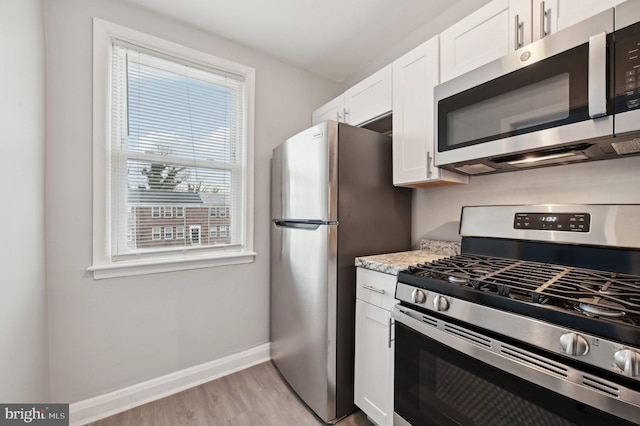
left=398, top=252, right=640, bottom=346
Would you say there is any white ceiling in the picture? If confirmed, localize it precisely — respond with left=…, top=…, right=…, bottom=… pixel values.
left=121, top=0, right=463, bottom=82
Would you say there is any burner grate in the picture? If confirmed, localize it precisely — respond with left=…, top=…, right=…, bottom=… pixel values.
left=409, top=255, right=640, bottom=323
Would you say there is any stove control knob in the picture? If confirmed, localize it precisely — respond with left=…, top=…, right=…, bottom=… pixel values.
left=411, top=289, right=426, bottom=304
left=433, top=295, right=449, bottom=312
left=560, top=333, right=589, bottom=356
left=614, top=349, right=640, bottom=377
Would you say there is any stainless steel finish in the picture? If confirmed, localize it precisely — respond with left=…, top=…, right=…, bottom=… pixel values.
left=271, top=121, right=411, bottom=423
left=614, top=349, right=640, bottom=377
left=432, top=294, right=449, bottom=312
left=459, top=204, right=640, bottom=249
left=615, top=1, right=640, bottom=137
left=540, top=1, right=549, bottom=38
left=392, top=304, right=640, bottom=424
left=588, top=32, right=607, bottom=118
left=395, top=281, right=640, bottom=382
left=271, top=121, right=336, bottom=222
left=271, top=220, right=337, bottom=422
left=560, top=332, right=590, bottom=356
left=515, top=15, right=523, bottom=50
left=616, top=0, right=640, bottom=30
left=387, top=317, right=393, bottom=349
left=426, top=151, right=432, bottom=178
left=393, top=412, right=412, bottom=426
left=434, top=9, right=614, bottom=168
left=362, top=285, right=385, bottom=295
left=410, top=288, right=426, bottom=304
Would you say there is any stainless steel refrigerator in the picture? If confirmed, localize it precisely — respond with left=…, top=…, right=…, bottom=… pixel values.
left=270, top=121, right=411, bottom=423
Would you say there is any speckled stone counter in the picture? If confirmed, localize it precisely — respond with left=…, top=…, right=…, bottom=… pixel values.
left=355, top=250, right=448, bottom=275
left=355, top=240, right=460, bottom=275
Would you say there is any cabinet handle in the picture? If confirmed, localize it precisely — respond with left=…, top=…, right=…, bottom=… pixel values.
left=336, top=111, right=342, bottom=122
left=363, top=285, right=385, bottom=294
left=344, top=108, right=350, bottom=123
left=515, top=15, right=523, bottom=50
left=426, top=151, right=433, bottom=178
left=387, top=317, right=394, bottom=349
left=540, top=1, right=549, bottom=39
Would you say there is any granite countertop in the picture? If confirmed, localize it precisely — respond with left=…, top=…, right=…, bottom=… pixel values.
left=355, top=240, right=460, bottom=275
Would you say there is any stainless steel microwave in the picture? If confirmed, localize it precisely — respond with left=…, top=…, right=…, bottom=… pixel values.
left=434, top=2, right=640, bottom=175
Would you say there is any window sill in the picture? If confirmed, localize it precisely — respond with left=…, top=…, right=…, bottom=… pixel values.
left=88, top=251, right=257, bottom=280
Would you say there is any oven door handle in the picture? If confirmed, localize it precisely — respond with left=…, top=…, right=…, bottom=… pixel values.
left=588, top=32, right=607, bottom=118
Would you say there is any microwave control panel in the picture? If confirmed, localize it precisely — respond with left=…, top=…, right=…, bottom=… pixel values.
left=514, top=213, right=591, bottom=232
left=615, top=21, right=640, bottom=112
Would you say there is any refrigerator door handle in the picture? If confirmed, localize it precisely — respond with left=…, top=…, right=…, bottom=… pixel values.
left=273, top=219, right=337, bottom=230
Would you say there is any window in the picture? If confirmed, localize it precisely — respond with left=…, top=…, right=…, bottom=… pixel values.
left=209, top=207, right=218, bottom=217
left=90, top=19, right=256, bottom=279
left=210, top=227, right=218, bottom=238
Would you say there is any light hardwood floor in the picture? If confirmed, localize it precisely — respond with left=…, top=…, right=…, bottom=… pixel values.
left=88, top=361, right=374, bottom=426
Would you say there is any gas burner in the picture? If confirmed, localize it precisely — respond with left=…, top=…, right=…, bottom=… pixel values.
left=472, top=269, right=490, bottom=276
left=448, top=275, right=470, bottom=284
left=578, top=298, right=626, bottom=318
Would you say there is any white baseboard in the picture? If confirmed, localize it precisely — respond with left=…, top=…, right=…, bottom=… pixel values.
left=69, top=343, right=271, bottom=426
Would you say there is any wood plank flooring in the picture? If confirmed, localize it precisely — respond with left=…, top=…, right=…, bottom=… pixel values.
left=88, top=361, right=374, bottom=426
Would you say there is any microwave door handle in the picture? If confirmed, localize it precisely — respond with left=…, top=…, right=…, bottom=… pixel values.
left=588, top=32, right=607, bottom=118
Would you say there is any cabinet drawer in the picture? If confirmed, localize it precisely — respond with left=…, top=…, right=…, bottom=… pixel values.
left=356, top=267, right=397, bottom=311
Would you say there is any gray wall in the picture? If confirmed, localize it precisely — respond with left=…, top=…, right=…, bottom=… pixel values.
left=412, top=156, right=640, bottom=245
left=0, top=0, right=49, bottom=402
left=341, top=0, right=491, bottom=89
left=45, top=0, right=339, bottom=402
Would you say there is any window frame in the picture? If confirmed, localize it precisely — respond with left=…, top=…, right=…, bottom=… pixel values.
left=89, top=18, right=255, bottom=279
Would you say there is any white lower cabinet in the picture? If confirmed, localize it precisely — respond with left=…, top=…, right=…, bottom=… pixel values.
left=354, top=268, right=395, bottom=426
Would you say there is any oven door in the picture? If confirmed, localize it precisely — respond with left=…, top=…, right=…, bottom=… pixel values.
left=391, top=305, right=639, bottom=426
left=434, top=9, right=614, bottom=175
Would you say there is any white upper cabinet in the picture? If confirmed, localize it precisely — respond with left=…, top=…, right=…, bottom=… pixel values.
left=440, top=0, right=562, bottom=83
left=440, top=0, right=510, bottom=83
left=344, top=64, right=393, bottom=126
left=311, top=94, right=345, bottom=125
left=557, top=0, right=626, bottom=31
left=510, top=0, right=559, bottom=51
left=312, top=65, right=392, bottom=127
left=392, top=36, right=468, bottom=187
left=532, top=0, right=559, bottom=41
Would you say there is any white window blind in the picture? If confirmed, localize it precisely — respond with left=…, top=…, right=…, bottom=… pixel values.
left=110, top=43, right=246, bottom=259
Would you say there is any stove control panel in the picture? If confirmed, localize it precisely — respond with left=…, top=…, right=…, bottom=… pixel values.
left=514, top=212, right=591, bottom=232
left=614, top=349, right=640, bottom=377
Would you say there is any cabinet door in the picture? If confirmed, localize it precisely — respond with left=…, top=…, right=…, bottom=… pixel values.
left=354, top=299, right=393, bottom=426
left=556, top=0, right=624, bottom=32
left=509, top=0, right=533, bottom=50
left=392, top=36, right=469, bottom=187
left=532, top=0, right=558, bottom=41
left=344, top=64, right=392, bottom=126
left=311, top=94, right=344, bottom=125
left=440, top=0, right=510, bottom=83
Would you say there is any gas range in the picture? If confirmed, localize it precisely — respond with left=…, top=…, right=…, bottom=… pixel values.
left=393, top=205, right=640, bottom=425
